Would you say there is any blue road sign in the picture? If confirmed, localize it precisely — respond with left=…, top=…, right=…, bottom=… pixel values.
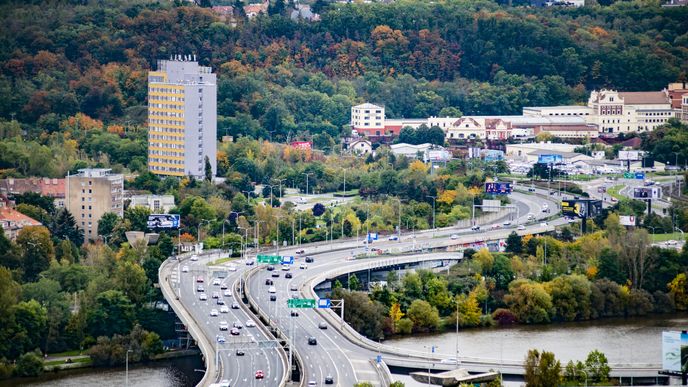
left=635, top=172, right=645, bottom=180
left=376, top=355, right=382, bottom=364
left=281, top=256, right=294, bottom=265
left=317, top=298, right=331, bottom=308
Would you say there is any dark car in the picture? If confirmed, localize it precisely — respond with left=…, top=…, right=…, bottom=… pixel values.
left=528, top=187, right=535, bottom=192
left=290, top=310, right=299, bottom=317
left=270, top=294, right=277, bottom=301
left=236, top=349, right=245, bottom=356
left=266, top=265, right=275, bottom=271
left=305, top=257, right=314, bottom=263
left=285, top=272, right=293, bottom=279
left=318, top=322, right=327, bottom=329
left=271, top=272, right=280, bottom=278
left=308, top=336, right=317, bottom=345
left=325, top=375, right=334, bottom=384
left=265, top=279, right=273, bottom=286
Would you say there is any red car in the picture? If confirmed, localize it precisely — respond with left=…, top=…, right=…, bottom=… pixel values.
left=255, top=370, right=264, bottom=379
left=196, top=276, right=204, bottom=283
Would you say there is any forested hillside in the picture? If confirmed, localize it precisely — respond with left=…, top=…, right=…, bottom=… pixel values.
left=0, top=0, right=686, bottom=144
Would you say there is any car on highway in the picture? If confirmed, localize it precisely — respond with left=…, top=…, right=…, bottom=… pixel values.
left=213, top=278, right=221, bottom=286
left=471, top=225, right=480, bottom=231
left=227, top=265, right=237, bottom=272
left=388, top=235, right=398, bottom=241
left=285, top=272, right=293, bottom=278
left=197, top=285, right=205, bottom=292
left=191, top=255, right=198, bottom=261
left=233, top=321, right=243, bottom=329
left=308, top=336, right=317, bottom=345
left=282, top=264, right=290, bottom=271
left=528, top=187, right=536, bottom=192
left=611, top=197, right=618, bottom=203
left=220, top=283, right=228, bottom=290
left=246, top=320, right=256, bottom=327
left=318, top=322, right=327, bottom=329
left=199, top=293, right=207, bottom=301
left=217, top=335, right=225, bottom=343
left=235, top=349, right=245, bottom=356
left=268, top=286, right=277, bottom=293
left=223, top=289, right=231, bottom=297
left=518, top=225, right=526, bottom=230
left=325, top=375, right=334, bottom=384
left=290, top=310, right=299, bottom=317
left=490, top=224, right=501, bottom=230
left=231, top=302, right=239, bottom=309
left=255, top=370, right=264, bottom=379
left=245, top=259, right=255, bottom=265
left=308, top=381, right=317, bottom=386
left=212, top=291, right=220, bottom=299
left=210, top=309, right=218, bottom=317
left=290, top=284, right=298, bottom=291
left=549, top=191, right=555, bottom=196
left=196, top=276, right=204, bottom=283
left=182, top=265, right=189, bottom=273
left=305, top=257, right=314, bottom=263
left=220, top=305, right=229, bottom=313
left=450, top=234, right=458, bottom=240
left=265, top=279, right=273, bottom=285
left=542, top=204, right=549, bottom=212
left=271, top=272, right=280, bottom=278
left=299, top=263, right=308, bottom=269
left=440, top=358, right=459, bottom=364
left=219, top=321, right=229, bottom=331
left=527, top=213, right=535, bottom=220
left=295, top=249, right=305, bottom=255
left=540, top=222, right=548, bottom=227
left=266, top=265, right=275, bottom=271
left=666, top=240, right=678, bottom=246
left=230, top=328, right=240, bottom=336
left=503, top=221, right=511, bottom=226
left=270, top=294, right=277, bottom=301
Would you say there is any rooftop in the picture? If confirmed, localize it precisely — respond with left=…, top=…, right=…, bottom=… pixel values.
left=353, top=103, right=384, bottom=110
left=618, top=91, right=670, bottom=105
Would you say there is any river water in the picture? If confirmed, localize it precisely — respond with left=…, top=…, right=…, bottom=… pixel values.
left=0, top=356, right=204, bottom=387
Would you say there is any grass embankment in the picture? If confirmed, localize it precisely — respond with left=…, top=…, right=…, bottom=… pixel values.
left=606, top=185, right=624, bottom=201
left=44, top=357, right=92, bottom=367
left=651, top=232, right=684, bottom=243
left=207, top=257, right=237, bottom=266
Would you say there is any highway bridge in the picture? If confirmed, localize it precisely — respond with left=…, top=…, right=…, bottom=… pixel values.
left=160, top=190, right=663, bottom=386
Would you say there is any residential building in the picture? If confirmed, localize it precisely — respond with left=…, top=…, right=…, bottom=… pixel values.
left=290, top=141, right=312, bottom=151
left=523, top=105, right=593, bottom=117
left=347, top=138, right=373, bottom=155
left=66, top=168, right=123, bottom=241
left=587, top=89, right=673, bottom=134
left=351, top=103, right=386, bottom=136
left=681, top=94, right=688, bottom=123
left=390, top=143, right=450, bottom=162
left=0, top=178, right=66, bottom=208
left=244, top=1, right=268, bottom=18
left=148, top=56, right=217, bottom=178
left=290, top=4, right=320, bottom=21
left=0, top=199, right=42, bottom=240
left=129, top=194, right=176, bottom=214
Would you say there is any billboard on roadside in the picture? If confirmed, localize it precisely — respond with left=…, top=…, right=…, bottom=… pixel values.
left=619, top=150, right=644, bottom=161
left=662, top=331, right=688, bottom=372
left=538, top=154, right=563, bottom=165
left=633, top=187, right=662, bottom=199
left=619, top=215, right=636, bottom=226
left=561, top=199, right=602, bottom=218
left=482, top=199, right=501, bottom=213
left=147, top=214, right=180, bottom=229
left=485, top=182, right=512, bottom=195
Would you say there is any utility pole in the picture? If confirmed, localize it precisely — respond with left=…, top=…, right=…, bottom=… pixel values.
left=427, top=195, right=437, bottom=233
left=303, top=172, right=313, bottom=196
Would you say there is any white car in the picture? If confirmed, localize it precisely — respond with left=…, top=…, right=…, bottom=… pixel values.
left=219, top=321, right=229, bottom=331
left=220, top=305, right=229, bottom=313
left=245, top=320, right=256, bottom=327
left=450, top=234, right=459, bottom=240
left=217, top=335, right=226, bottom=343
left=299, top=263, right=307, bottom=269
left=182, top=265, right=189, bottom=273
left=268, top=286, right=277, bottom=294
left=213, top=278, right=221, bottom=286
left=282, top=264, right=290, bottom=271
left=223, top=289, right=231, bottom=297
left=227, top=265, right=237, bottom=272
left=518, top=225, right=526, bottom=230
left=191, top=255, right=198, bottom=261
left=199, top=293, right=208, bottom=301
left=540, top=222, right=548, bottom=227
left=210, top=309, right=218, bottom=317
left=440, top=358, right=459, bottom=364
left=666, top=240, right=678, bottom=246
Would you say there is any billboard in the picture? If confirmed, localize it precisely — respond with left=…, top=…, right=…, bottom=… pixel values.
left=662, top=331, right=688, bottom=372
left=633, top=187, right=662, bottom=199
left=485, top=182, right=512, bottom=195
left=619, top=215, right=636, bottom=226
left=561, top=199, right=603, bottom=218
left=538, top=154, right=563, bottom=165
left=482, top=199, right=502, bottom=213
left=619, top=150, right=644, bottom=161
left=147, top=214, right=180, bottom=229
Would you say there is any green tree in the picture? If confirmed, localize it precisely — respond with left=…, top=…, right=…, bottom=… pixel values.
left=14, top=351, right=43, bottom=377
left=86, top=290, right=135, bottom=338
left=585, top=349, right=610, bottom=383
left=97, top=212, right=120, bottom=239
left=112, top=261, right=149, bottom=305
left=348, top=275, right=360, bottom=291
left=204, top=155, right=212, bottom=182
left=12, top=300, right=48, bottom=355
left=505, top=231, right=523, bottom=254
left=406, top=299, right=441, bottom=332
left=124, top=206, right=152, bottom=232
left=16, top=225, right=55, bottom=282
left=50, top=208, right=83, bottom=246
left=524, top=349, right=562, bottom=387
left=504, top=280, right=553, bottom=324
left=545, top=274, right=592, bottom=322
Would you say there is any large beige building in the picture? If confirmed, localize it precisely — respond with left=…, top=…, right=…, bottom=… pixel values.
left=147, top=57, right=216, bottom=178
left=66, top=168, right=123, bottom=241
left=587, top=90, right=674, bottom=134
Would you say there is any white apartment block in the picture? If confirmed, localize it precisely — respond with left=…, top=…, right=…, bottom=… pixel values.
left=148, top=56, right=217, bottom=178
left=351, top=103, right=385, bottom=135
left=129, top=194, right=176, bottom=213
left=66, top=169, right=123, bottom=241
left=681, top=94, right=688, bottom=123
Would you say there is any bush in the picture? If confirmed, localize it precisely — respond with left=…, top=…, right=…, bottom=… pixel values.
left=15, top=351, right=43, bottom=377
left=396, top=318, right=413, bottom=335
left=492, top=308, right=517, bottom=325
left=0, top=360, right=14, bottom=379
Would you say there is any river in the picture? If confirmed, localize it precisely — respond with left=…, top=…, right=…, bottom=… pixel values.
left=0, top=356, right=204, bottom=387
left=385, top=314, right=687, bottom=386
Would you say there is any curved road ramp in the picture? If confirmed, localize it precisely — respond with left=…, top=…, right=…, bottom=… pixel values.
left=410, top=369, right=499, bottom=386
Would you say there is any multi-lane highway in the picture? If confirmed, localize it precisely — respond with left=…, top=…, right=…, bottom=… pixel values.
left=162, top=190, right=563, bottom=386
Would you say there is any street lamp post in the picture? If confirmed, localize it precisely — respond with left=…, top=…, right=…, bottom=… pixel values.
left=125, top=349, right=133, bottom=387
left=427, top=195, right=437, bottom=233
left=302, top=172, right=314, bottom=196
left=254, top=220, right=265, bottom=254
left=197, top=219, right=211, bottom=247
left=272, top=178, right=287, bottom=199
left=222, top=211, right=243, bottom=253
left=392, top=197, right=402, bottom=242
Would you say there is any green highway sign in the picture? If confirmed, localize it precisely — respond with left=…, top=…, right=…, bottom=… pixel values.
left=287, top=298, right=316, bottom=308
left=257, top=254, right=280, bottom=264
left=623, top=172, right=634, bottom=179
